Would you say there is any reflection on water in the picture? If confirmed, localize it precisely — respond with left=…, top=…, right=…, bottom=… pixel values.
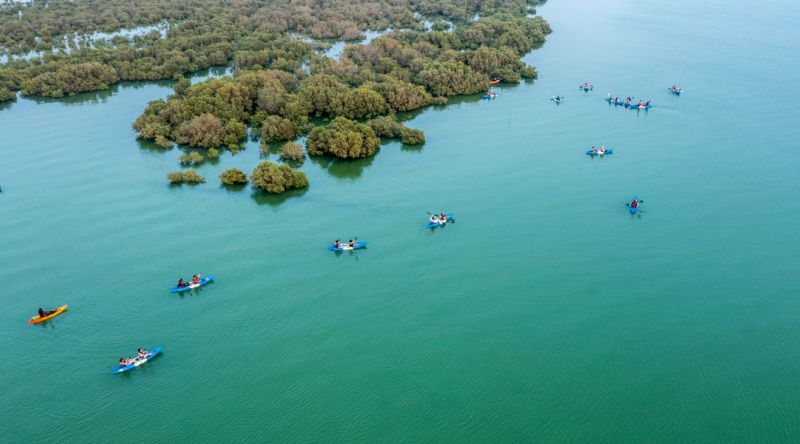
left=24, top=85, right=118, bottom=106
left=250, top=186, right=308, bottom=207
left=309, top=155, right=375, bottom=180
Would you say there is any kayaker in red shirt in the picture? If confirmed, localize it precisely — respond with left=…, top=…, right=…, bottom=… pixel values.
left=192, top=274, right=200, bottom=285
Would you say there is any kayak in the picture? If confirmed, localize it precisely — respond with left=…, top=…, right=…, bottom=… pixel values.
left=629, top=197, right=640, bottom=214
left=28, top=304, right=68, bottom=324
left=586, top=148, right=613, bottom=156
left=112, top=346, right=163, bottom=374
left=482, top=94, right=496, bottom=100
left=488, top=79, right=500, bottom=85
left=669, top=88, right=682, bottom=95
left=579, top=85, right=593, bottom=91
left=328, top=242, right=367, bottom=251
left=550, top=97, right=563, bottom=103
left=427, top=212, right=453, bottom=228
left=631, top=104, right=653, bottom=110
left=605, top=98, right=624, bottom=106
left=171, top=275, right=214, bottom=293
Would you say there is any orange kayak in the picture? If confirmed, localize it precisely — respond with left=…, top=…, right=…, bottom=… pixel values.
left=488, top=79, right=500, bottom=85
left=28, top=305, right=68, bottom=324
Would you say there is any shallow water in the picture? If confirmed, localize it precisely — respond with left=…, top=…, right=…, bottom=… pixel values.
left=2, top=0, right=800, bottom=441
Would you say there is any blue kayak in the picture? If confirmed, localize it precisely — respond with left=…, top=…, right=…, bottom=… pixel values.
left=427, top=212, right=453, bottom=228
left=550, top=97, right=563, bottom=103
left=482, top=95, right=495, bottom=100
left=605, top=97, right=624, bottom=106
left=171, top=276, right=214, bottom=293
left=579, top=85, right=593, bottom=91
left=669, top=88, right=682, bottom=95
left=630, top=103, right=653, bottom=110
left=328, top=242, right=367, bottom=251
left=629, top=197, right=640, bottom=214
left=113, top=346, right=163, bottom=374
left=586, top=148, right=613, bottom=156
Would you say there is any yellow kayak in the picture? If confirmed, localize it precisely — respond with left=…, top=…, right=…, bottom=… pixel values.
left=29, top=305, right=68, bottom=324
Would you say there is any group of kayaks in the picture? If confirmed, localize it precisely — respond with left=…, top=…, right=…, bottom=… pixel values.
left=328, top=212, right=454, bottom=252
left=605, top=96, right=653, bottom=110
left=566, top=82, right=651, bottom=214
left=31, top=209, right=458, bottom=374
left=483, top=89, right=498, bottom=100
left=28, top=273, right=217, bottom=374
left=553, top=82, right=683, bottom=110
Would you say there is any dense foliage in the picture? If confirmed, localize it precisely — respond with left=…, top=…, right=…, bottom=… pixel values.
left=1, top=0, right=550, bottom=195
left=250, top=161, right=308, bottom=194
left=1, top=1, right=549, bottom=104
left=280, top=142, right=306, bottom=163
left=368, top=115, right=424, bottom=145
left=219, top=168, right=248, bottom=185
left=306, top=117, right=380, bottom=159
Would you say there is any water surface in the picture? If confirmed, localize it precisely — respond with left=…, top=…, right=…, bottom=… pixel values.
left=1, top=0, right=799, bottom=441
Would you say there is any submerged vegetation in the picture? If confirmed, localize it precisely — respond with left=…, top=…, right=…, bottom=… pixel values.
left=167, top=170, right=205, bottom=184
left=1, top=0, right=551, bottom=194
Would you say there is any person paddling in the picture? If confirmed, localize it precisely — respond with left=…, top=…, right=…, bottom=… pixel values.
left=630, top=199, right=638, bottom=208
left=192, top=274, right=200, bottom=285
left=348, top=239, right=356, bottom=247
left=333, top=240, right=342, bottom=249
left=37, top=307, right=55, bottom=317
left=176, top=278, right=187, bottom=288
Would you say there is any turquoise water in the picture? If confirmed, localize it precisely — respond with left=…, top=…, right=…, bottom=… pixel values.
left=2, top=0, right=800, bottom=441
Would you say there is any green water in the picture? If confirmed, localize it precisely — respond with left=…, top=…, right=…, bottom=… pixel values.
left=2, top=0, right=800, bottom=441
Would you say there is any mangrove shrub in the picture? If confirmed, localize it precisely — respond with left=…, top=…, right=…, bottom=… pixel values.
left=306, top=117, right=380, bottom=158
left=250, top=161, right=309, bottom=194
left=280, top=141, right=306, bottom=163
left=219, top=168, right=248, bottom=185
